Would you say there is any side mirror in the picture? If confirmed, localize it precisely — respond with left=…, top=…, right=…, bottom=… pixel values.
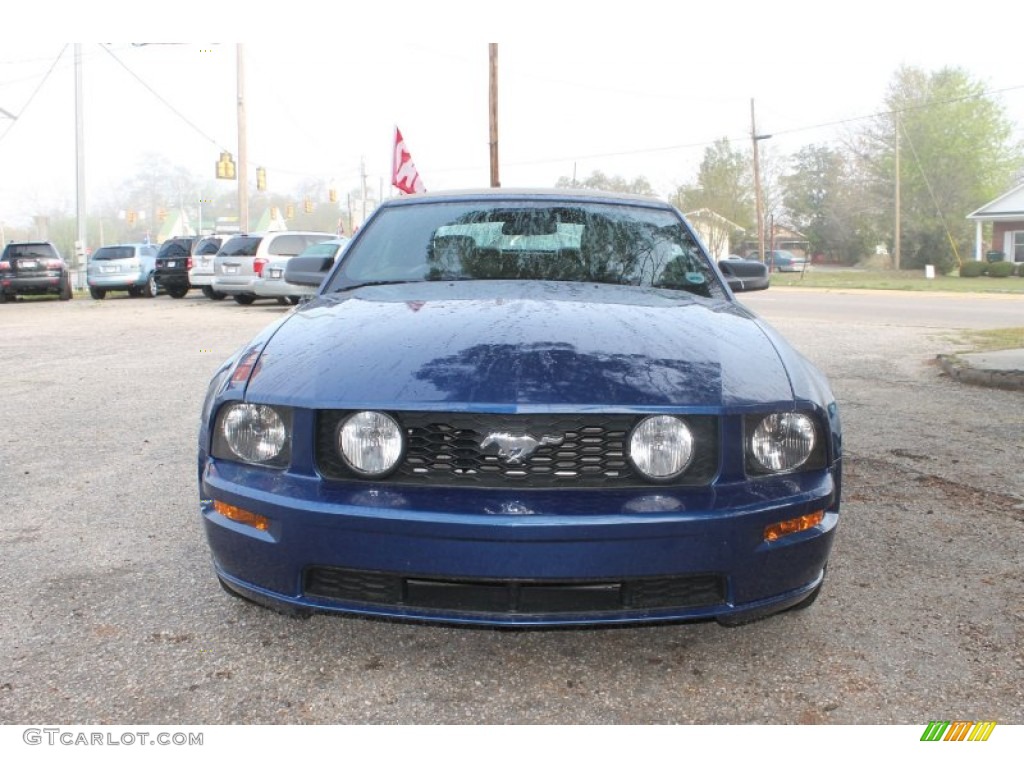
left=284, top=255, right=335, bottom=287
left=718, top=259, right=770, bottom=292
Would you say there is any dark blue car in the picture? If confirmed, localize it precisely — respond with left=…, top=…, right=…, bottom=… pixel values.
left=198, top=189, right=841, bottom=626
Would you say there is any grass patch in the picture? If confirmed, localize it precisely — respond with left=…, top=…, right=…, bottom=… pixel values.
left=948, top=327, right=1024, bottom=353
left=770, top=268, right=1024, bottom=294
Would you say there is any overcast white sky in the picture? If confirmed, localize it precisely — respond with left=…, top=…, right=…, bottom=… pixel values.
left=1, top=1, right=1022, bottom=228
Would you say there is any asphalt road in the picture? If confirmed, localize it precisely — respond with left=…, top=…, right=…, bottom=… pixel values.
left=1, top=288, right=1021, bottom=726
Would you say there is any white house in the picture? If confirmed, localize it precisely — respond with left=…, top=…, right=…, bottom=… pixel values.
left=966, top=182, right=1024, bottom=263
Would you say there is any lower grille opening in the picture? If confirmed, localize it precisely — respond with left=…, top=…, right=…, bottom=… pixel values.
left=304, top=566, right=725, bottom=615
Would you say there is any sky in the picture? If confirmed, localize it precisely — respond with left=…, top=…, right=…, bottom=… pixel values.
left=1, top=1, right=1023, bottom=231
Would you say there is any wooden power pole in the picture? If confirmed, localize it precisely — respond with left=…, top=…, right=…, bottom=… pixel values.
left=489, top=44, right=500, bottom=188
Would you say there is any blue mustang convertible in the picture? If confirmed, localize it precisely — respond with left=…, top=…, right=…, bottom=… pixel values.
left=198, top=189, right=841, bottom=626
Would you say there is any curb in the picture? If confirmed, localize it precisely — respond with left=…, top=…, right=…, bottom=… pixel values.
left=936, top=355, right=1024, bottom=392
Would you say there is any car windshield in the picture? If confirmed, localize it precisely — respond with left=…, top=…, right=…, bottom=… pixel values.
left=194, top=238, right=222, bottom=255
left=158, top=241, right=190, bottom=258
left=326, top=200, right=724, bottom=298
left=6, top=244, right=58, bottom=259
left=302, top=241, right=344, bottom=258
left=218, top=237, right=261, bottom=257
left=92, top=247, right=136, bottom=261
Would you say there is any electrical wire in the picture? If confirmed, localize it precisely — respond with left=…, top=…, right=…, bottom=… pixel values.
left=0, top=45, right=68, bottom=146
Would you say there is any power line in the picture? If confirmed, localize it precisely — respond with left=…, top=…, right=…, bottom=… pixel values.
left=0, top=45, right=68, bottom=146
left=98, top=44, right=228, bottom=152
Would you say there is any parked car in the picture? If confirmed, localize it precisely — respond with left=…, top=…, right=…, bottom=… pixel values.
left=717, top=255, right=770, bottom=291
left=764, top=249, right=809, bottom=272
left=87, top=243, right=159, bottom=299
left=254, top=237, right=350, bottom=304
left=153, top=236, right=197, bottom=299
left=198, top=189, right=842, bottom=627
left=188, top=236, right=226, bottom=300
left=0, top=241, right=73, bottom=302
left=212, top=231, right=335, bottom=305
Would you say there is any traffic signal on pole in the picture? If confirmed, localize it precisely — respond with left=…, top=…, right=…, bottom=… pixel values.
left=127, top=210, right=137, bottom=226
left=216, top=151, right=236, bottom=180
left=329, top=186, right=338, bottom=203
left=303, top=197, right=314, bottom=214
left=256, top=166, right=267, bottom=191
left=285, top=204, right=295, bottom=220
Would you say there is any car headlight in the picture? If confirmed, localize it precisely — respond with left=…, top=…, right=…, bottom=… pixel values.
left=338, top=411, right=405, bottom=477
left=213, top=403, right=291, bottom=467
left=629, top=415, right=695, bottom=480
left=749, top=412, right=817, bottom=473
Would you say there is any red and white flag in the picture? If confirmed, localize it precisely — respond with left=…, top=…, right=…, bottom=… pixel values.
left=392, top=126, right=426, bottom=195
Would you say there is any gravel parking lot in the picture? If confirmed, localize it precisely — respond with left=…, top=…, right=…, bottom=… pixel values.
left=1, top=290, right=1021, bottom=725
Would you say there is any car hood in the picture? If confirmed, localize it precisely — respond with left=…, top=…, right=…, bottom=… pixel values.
left=244, top=281, right=795, bottom=409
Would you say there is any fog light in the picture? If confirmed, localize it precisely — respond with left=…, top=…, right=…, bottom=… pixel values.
left=214, top=500, right=270, bottom=531
left=764, top=510, right=824, bottom=542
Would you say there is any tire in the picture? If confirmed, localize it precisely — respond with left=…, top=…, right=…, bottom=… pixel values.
left=287, top=296, right=300, bottom=305
left=233, top=294, right=256, bottom=305
left=202, top=285, right=227, bottom=300
left=141, top=273, right=157, bottom=298
left=59, top=276, right=73, bottom=301
left=277, top=297, right=289, bottom=306
left=788, top=583, right=823, bottom=611
left=788, top=572, right=826, bottom=612
left=168, top=286, right=189, bottom=299
left=89, top=287, right=106, bottom=300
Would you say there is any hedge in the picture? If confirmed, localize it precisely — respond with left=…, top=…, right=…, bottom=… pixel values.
left=959, top=261, right=987, bottom=277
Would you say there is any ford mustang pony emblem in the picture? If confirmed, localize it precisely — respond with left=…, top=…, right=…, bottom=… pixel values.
left=479, top=432, right=564, bottom=464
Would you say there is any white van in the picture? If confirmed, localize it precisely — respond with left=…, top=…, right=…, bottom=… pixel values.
left=212, top=231, right=335, bottom=305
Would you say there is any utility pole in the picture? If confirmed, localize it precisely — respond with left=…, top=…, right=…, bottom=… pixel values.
left=488, top=44, right=500, bottom=188
left=237, top=44, right=249, bottom=232
left=750, top=99, right=771, bottom=264
left=894, top=112, right=901, bottom=270
left=361, top=157, right=368, bottom=223
left=74, top=44, right=87, bottom=288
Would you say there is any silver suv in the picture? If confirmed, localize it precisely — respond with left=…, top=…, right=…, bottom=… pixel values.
left=212, top=231, right=335, bottom=305
left=186, top=235, right=226, bottom=300
left=87, top=243, right=159, bottom=299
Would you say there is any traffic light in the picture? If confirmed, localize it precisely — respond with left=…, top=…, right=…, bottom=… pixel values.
left=256, top=166, right=267, bottom=191
left=303, top=197, right=314, bottom=214
left=285, top=204, right=295, bottom=220
left=126, top=210, right=137, bottom=226
left=329, top=186, right=338, bottom=203
left=216, top=151, right=236, bottom=180
left=157, top=208, right=167, bottom=222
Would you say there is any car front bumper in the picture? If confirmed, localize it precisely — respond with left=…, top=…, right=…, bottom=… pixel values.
left=155, top=275, right=189, bottom=292
left=212, top=276, right=257, bottom=295
left=1, top=274, right=64, bottom=294
left=253, top=278, right=312, bottom=299
left=88, top=272, right=145, bottom=288
left=200, top=461, right=839, bottom=626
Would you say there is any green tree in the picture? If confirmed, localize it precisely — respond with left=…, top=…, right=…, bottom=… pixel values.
left=859, top=66, right=1022, bottom=271
left=555, top=170, right=655, bottom=196
left=782, top=144, right=882, bottom=264
left=671, top=138, right=753, bottom=233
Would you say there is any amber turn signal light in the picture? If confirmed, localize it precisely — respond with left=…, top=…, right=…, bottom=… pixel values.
left=764, top=510, right=824, bottom=542
left=214, top=500, right=270, bottom=531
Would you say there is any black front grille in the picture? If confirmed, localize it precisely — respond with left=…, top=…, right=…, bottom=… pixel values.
left=315, top=411, right=718, bottom=488
left=304, top=566, right=725, bottom=615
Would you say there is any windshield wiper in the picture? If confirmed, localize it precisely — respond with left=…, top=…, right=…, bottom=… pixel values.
left=332, top=279, right=422, bottom=293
